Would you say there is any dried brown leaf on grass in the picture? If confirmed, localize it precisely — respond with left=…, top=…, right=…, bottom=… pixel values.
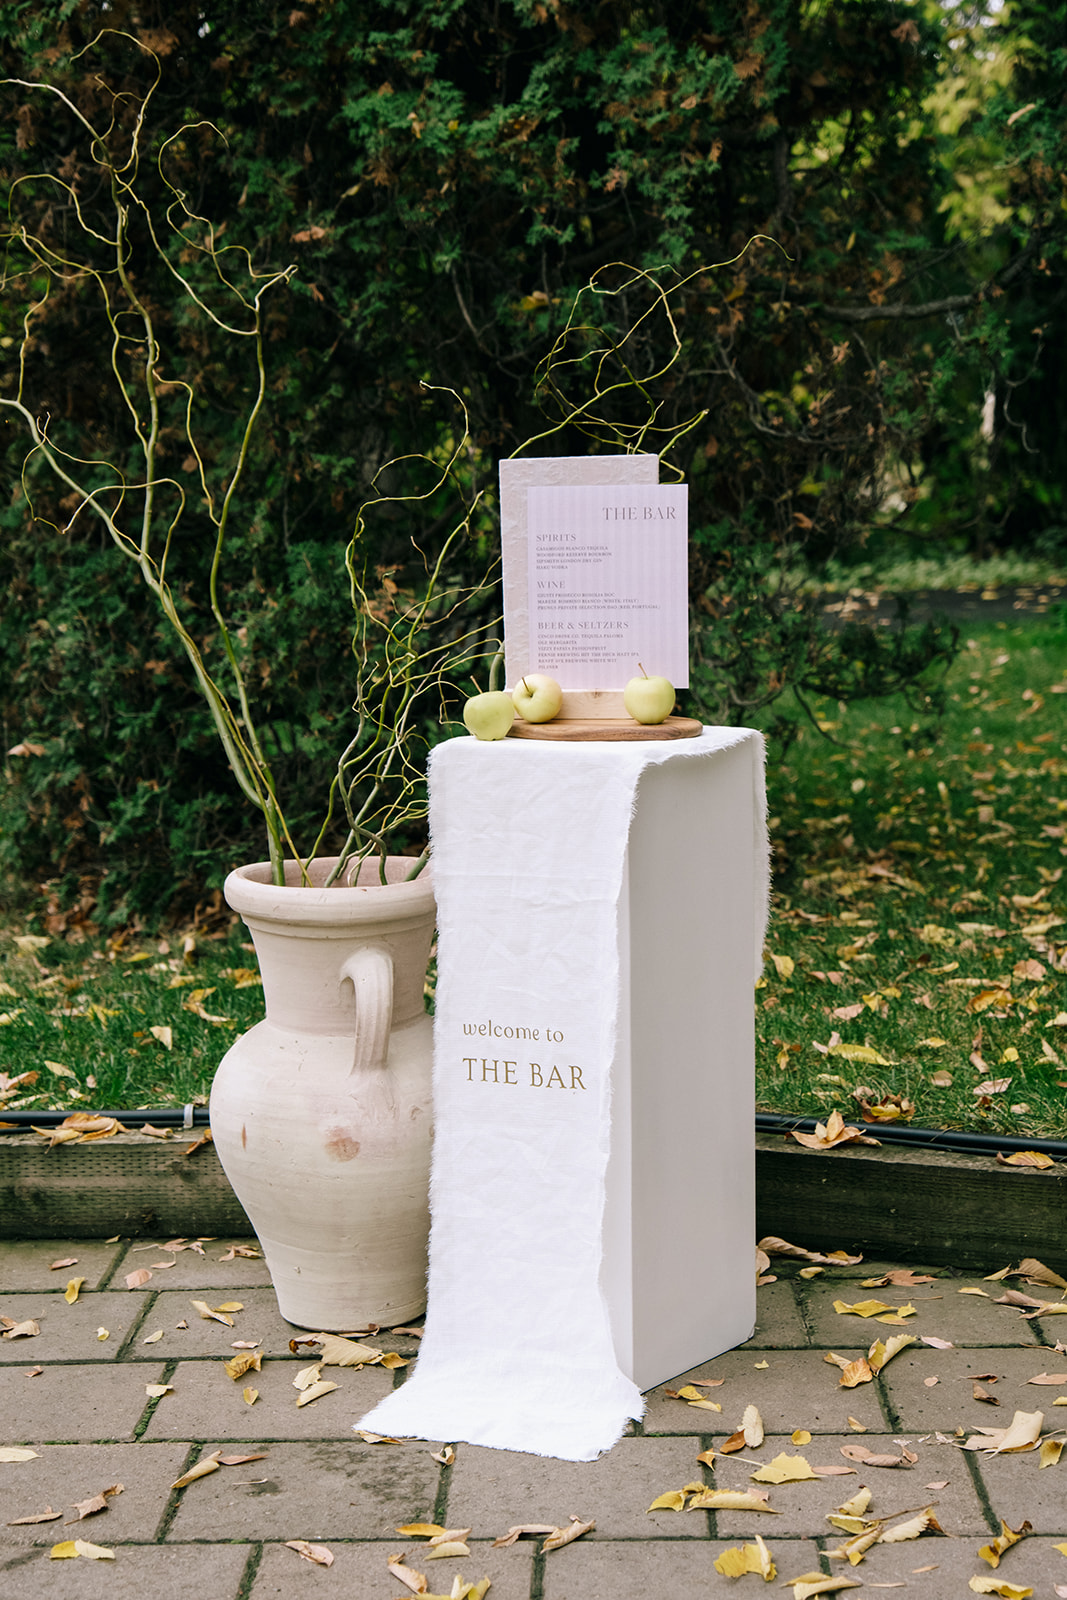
left=787, top=1110, right=880, bottom=1151
left=33, top=1113, right=121, bottom=1149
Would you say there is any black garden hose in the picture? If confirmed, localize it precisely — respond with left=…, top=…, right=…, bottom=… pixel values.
left=3, top=1104, right=1064, bottom=1158
left=0, top=1104, right=211, bottom=1129
left=756, top=1110, right=1067, bottom=1160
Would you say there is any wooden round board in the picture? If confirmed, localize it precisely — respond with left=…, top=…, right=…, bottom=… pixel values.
left=507, top=715, right=703, bottom=742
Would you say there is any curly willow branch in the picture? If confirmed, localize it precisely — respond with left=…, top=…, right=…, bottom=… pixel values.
left=2, top=36, right=790, bottom=890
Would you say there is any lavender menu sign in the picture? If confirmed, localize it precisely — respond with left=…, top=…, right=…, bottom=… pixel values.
left=525, top=483, right=689, bottom=690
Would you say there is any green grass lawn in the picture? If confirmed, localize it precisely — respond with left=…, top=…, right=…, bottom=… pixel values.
left=754, top=612, right=1067, bottom=1140
left=2, top=612, right=1065, bottom=1137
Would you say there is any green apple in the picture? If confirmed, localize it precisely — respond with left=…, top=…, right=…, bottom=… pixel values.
left=623, top=668, right=676, bottom=725
left=512, top=673, right=563, bottom=723
left=462, top=690, right=516, bottom=740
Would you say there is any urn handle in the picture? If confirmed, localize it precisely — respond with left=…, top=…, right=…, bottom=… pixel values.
left=340, top=945, right=394, bottom=1077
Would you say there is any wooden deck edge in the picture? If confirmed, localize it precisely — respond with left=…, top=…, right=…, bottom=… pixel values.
left=2, top=1130, right=1064, bottom=1266
left=755, top=1131, right=1067, bottom=1270
left=0, top=1131, right=251, bottom=1239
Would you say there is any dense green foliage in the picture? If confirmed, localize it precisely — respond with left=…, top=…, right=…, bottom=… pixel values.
left=1, top=1, right=1059, bottom=921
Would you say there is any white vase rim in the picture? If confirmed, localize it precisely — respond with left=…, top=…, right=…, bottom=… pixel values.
left=224, top=856, right=434, bottom=928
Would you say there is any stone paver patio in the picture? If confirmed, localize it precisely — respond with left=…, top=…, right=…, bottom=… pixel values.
left=2, top=1234, right=1064, bottom=1597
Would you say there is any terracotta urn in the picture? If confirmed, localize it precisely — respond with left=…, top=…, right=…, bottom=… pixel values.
left=210, top=855, right=435, bottom=1330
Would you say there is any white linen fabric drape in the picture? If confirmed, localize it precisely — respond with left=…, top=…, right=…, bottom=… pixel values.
left=357, top=727, right=767, bottom=1461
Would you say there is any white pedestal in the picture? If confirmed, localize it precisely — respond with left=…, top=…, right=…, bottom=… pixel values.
left=603, top=742, right=757, bottom=1391
left=358, top=728, right=766, bottom=1459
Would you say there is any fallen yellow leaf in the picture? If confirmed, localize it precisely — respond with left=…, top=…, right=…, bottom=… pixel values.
left=963, top=1411, right=1044, bottom=1455
left=542, top=1517, right=594, bottom=1552
left=648, top=1491, right=688, bottom=1512
left=172, top=1456, right=221, bottom=1489
left=832, top=1526, right=880, bottom=1565
left=751, top=1453, right=821, bottom=1485
left=835, top=1487, right=872, bottom=1519
left=968, top=1580, right=1033, bottom=1598
left=687, top=1490, right=780, bottom=1513
left=223, top=1351, right=262, bottom=1382
left=50, top=1539, right=116, bottom=1561
left=64, top=1278, right=85, bottom=1304
left=788, top=1111, right=880, bottom=1151
left=792, top=1577, right=861, bottom=1599
left=295, top=1379, right=339, bottom=1407
left=1041, top=1439, right=1064, bottom=1468
left=284, top=1540, right=333, bottom=1567
left=191, top=1300, right=235, bottom=1327
left=867, top=1334, right=916, bottom=1373
left=980, top=1519, right=1032, bottom=1568
left=0, top=1447, right=39, bottom=1462
left=388, top=1553, right=429, bottom=1594
left=757, top=1237, right=863, bottom=1266
left=714, top=1535, right=776, bottom=1581
left=833, top=1299, right=894, bottom=1318
left=743, top=1404, right=765, bottom=1447
left=1, top=1319, right=41, bottom=1341
left=881, top=1507, right=942, bottom=1542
